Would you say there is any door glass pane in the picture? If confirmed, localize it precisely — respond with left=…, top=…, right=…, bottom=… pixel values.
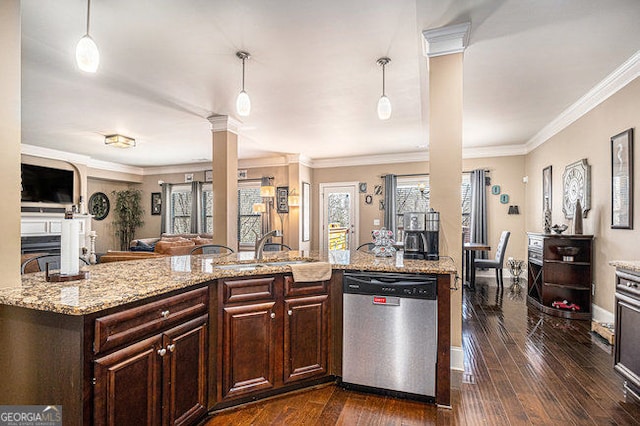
left=238, top=185, right=262, bottom=246
left=327, top=192, right=350, bottom=250
left=171, top=187, right=192, bottom=234
left=203, top=188, right=213, bottom=233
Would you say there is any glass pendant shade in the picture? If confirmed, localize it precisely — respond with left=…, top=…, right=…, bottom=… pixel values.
left=377, top=95, right=392, bottom=120
left=236, top=90, right=251, bottom=117
left=76, top=35, right=99, bottom=72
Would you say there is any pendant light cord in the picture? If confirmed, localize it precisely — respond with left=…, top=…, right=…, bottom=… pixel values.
left=86, top=0, right=91, bottom=36
left=382, top=63, right=386, bottom=96
left=241, top=57, right=246, bottom=91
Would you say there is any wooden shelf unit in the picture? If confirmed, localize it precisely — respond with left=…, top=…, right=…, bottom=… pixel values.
left=527, top=233, right=594, bottom=320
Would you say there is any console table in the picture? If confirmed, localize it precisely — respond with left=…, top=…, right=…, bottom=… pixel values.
left=527, top=233, right=593, bottom=320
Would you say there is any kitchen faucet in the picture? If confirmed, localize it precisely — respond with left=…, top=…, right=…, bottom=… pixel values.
left=254, top=229, right=283, bottom=259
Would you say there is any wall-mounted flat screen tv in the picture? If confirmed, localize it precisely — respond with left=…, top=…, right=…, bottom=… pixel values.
left=21, top=163, right=74, bottom=204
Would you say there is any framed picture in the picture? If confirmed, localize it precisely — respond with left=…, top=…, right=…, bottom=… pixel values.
left=151, top=192, right=162, bottom=215
left=542, top=165, right=552, bottom=213
left=302, top=182, right=310, bottom=241
left=611, top=128, right=634, bottom=229
left=359, top=182, right=367, bottom=193
left=374, top=185, right=383, bottom=195
left=276, top=186, right=289, bottom=213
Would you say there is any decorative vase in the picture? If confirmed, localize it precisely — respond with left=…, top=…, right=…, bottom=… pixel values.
left=574, top=199, right=583, bottom=235
left=543, top=198, right=552, bottom=234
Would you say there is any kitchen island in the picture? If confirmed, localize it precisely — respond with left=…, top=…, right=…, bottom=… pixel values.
left=0, top=251, right=456, bottom=425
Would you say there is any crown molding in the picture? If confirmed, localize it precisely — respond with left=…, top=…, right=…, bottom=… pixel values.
left=142, top=162, right=211, bottom=176
left=87, top=159, right=145, bottom=175
left=286, top=154, right=314, bottom=168
left=463, top=144, right=527, bottom=159
left=208, top=115, right=242, bottom=134
left=21, top=143, right=92, bottom=165
left=238, top=156, right=289, bottom=169
left=422, top=22, right=471, bottom=58
left=526, top=49, right=640, bottom=153
left=312, top=151, right=430, bottom=168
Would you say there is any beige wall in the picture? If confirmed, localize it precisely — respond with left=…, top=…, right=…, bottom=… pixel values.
left=465, top=156, right=527, bottom=262
left=526, top=76, right=640, bottom=315
left=87, top=178, right=141, bottom=253
left=1, top=0, right=21, bottom=286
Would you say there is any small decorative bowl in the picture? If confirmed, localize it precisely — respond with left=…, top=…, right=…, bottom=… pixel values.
left=551, top=224, right=568, bottom=234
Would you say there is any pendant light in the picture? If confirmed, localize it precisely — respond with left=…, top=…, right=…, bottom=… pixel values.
left=236, top=51, right=251, bottom=117
left=76, top=0, right=100, bottom=73
left=376, top=57, right=391, bottom=120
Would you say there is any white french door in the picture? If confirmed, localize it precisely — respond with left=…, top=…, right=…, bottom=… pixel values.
left=319, top=182, right=359, bottom=252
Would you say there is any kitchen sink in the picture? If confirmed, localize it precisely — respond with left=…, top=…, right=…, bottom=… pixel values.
left=214, top=259, right=312, bottom=271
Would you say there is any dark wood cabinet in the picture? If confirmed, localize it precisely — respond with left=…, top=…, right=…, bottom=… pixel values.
left=283, top=294, right=329, bottom=384
left=217, top=274, right=330, bottom=404
left=614, top=267, right=640, bottom=401
left=527, top=233, right=593, bottom=319
left=221, top=301, right=277, bottom=399
left=93, top=288, right=209, bottom=426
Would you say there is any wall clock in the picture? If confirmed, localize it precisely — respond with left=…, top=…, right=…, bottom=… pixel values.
left=88, top=192, right=110, bottom=221
left=562, top=159, right=591, bottom=219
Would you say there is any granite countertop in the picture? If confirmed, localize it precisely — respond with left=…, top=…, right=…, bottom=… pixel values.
left=609, top=260, right=640, bottom=273
left=0, top=251, right=456, bottom=315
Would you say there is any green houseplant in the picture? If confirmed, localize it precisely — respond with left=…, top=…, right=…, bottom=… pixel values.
left=112, top=189, right=144, bottom=251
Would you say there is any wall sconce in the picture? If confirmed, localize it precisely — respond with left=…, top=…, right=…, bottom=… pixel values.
left=288, top=188, right=300, bottom=207
left=260, top=177, right=275, bottom=197
left=105, top=134, right=136, bottom=148
left=508, top=205, right=520, bottom=215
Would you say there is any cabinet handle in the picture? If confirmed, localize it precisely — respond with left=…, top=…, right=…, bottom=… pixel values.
left=157, top=348, right=167, bottom=357
left=270, top=312, right=276, bottom=319
left=167, top=344, right=176, bottom=352
left=160, top=310, right=170, bottom=319
left=288, top=310, right=293, bottom=316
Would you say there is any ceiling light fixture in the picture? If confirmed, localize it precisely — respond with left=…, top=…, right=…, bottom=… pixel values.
left=236, top=51, right=251, bottom=117
left=104, top=134, right=135, bottom=148
left=76, top=0, right=100, bottom=73
left=376, top=57, right=391, bottom=120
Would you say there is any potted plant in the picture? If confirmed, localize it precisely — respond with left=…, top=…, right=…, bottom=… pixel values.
left=112, top=189, right=144, bottom=251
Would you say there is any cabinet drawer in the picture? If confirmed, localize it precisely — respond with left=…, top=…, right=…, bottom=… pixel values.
left=94, top=287, right=208, bottom=354
left=222, top=277, right=276, bottom=304
left=528, top=235, right=543, bottom=251
left=617, top=271, right=640, bottom=298
left=528, top=251, right=542, bottom=263
left=284, top=275, right=328, bottom=297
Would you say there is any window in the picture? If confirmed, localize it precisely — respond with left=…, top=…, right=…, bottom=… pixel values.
left=237, top=182, right=262, bottom=246
left=392, top=174, right=473, bottom=240
left=164, top=182, right=212, bottom=234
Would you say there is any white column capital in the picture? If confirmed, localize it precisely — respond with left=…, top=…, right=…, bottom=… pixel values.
left=422, top=22, right=471, bottom=58
left=207, top=115, right=242, bottom=134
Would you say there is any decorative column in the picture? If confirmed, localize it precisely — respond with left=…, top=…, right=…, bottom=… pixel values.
left=422, top=22, right=470, bottom=405
left=208, top=115, right=240, bottom=249
left=0, top=0, right=22, bottom=287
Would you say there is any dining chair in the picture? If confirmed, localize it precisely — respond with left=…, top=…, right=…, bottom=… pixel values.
left=474, top=231, right=510, bottom=288
left=356, top=242, right=375, bottom=252
left=263, top=243, right=291, bottom=252
left=21, top=254, right=90, bottom=274
left=190, top=244, right=235, bottom=255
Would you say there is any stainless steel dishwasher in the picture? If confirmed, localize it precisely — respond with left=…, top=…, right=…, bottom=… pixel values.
left=342, top=271, right=437, bottom=400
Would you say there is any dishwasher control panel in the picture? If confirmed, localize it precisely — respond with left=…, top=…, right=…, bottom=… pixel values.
left=343, top=271, right=436, bottom=300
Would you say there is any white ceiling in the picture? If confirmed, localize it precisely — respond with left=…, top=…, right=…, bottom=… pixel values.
left=20, top=0, right=640, bottom=168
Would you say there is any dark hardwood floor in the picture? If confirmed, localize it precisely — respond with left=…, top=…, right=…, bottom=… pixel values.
left=204, top=276, right=640, bottom=425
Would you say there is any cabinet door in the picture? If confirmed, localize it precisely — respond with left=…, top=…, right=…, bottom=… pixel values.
left=94, top=335, right=163, bottom=426
left=163, top=315, right=208, bottom=426
left=283, top=295, right=329, bottom=384
left=615, top=292, right=640, bottom=389
left=221, top=301, right=277, bottom=399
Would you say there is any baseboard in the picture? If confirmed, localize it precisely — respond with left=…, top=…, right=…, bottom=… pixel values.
left=592, top=303, right=614, bottom=325
left=451, top=346, right=464, bottom=371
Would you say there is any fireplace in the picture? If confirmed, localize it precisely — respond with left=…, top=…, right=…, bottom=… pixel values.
left=21, top=235, right=61, bottom=254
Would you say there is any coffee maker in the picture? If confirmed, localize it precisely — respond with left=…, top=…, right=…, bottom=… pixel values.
left=402, top=210, right=440, bottom=260
left=403, top=212, right=427, bottom=259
